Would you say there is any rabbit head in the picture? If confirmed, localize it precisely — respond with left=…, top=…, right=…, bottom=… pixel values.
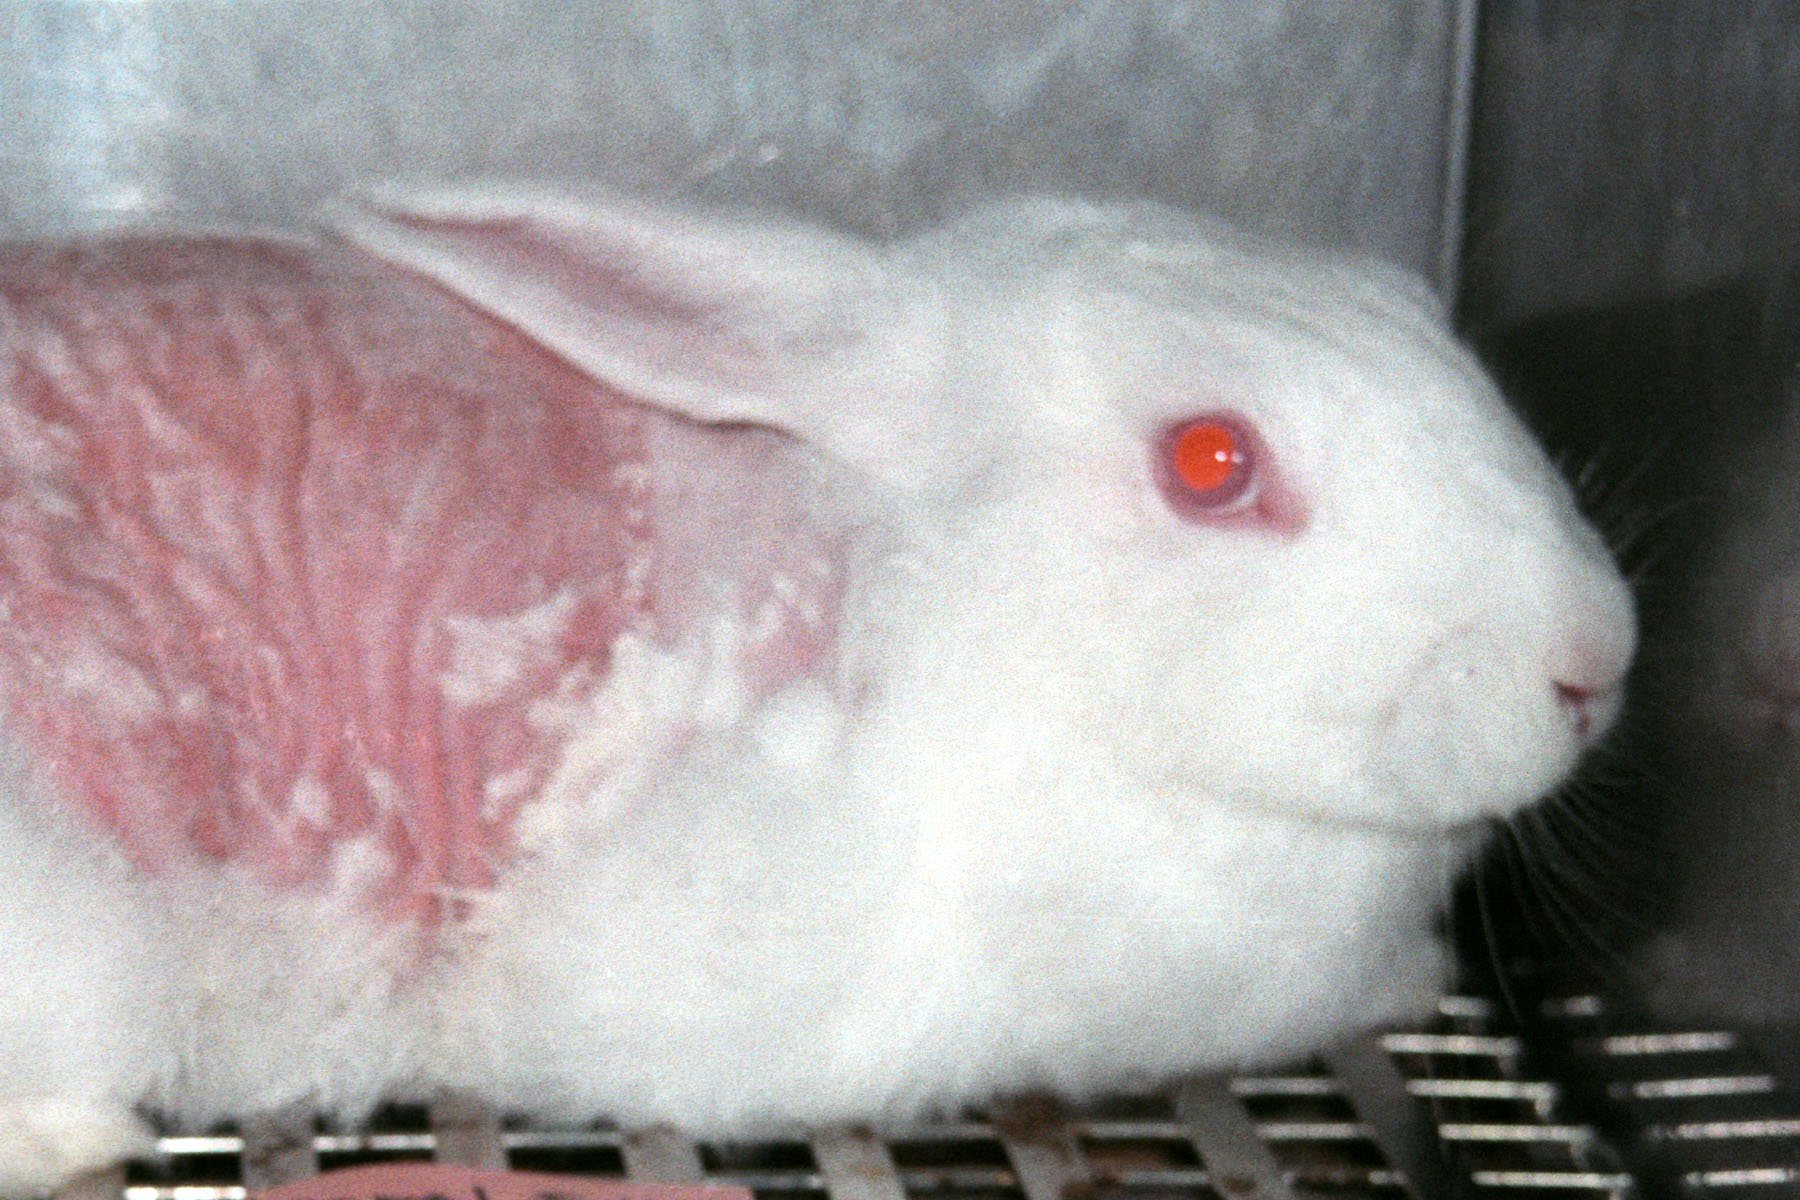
left=331, top=187, right=1635, bottom=842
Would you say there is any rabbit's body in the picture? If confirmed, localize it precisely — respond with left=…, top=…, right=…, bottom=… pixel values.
left=0, top=190, right=1633, bottom=1193
left=0, top=710, right=1457, bottom=1134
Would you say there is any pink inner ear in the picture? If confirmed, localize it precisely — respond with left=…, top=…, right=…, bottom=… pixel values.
left=382, top=211, right=726, bottom=328
left=0, top=236, right=736, bottom=921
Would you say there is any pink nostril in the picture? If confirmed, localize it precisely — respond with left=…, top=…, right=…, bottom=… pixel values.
left=1552, top=624, right=1634, bottom=744
left=1555, top=682, right=1597, bottom=738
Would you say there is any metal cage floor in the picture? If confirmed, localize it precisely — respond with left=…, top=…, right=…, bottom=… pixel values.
left=53, top=990, right=1800, bottom=1200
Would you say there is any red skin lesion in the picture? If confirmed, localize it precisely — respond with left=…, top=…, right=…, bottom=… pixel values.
left=0, top=236, right=675, bottom=922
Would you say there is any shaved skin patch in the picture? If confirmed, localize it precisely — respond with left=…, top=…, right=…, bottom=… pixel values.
left=0, top=237, right=837, bottom=922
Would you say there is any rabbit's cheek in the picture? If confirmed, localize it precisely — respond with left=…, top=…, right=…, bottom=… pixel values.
left=1372, top=627, right=1589, bottom=825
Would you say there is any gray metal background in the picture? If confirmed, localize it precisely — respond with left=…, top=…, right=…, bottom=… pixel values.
left=6, top=4, right=1795, bottom=336
left=0, top=0, right=1475, bottom=295
left=1461, top=2, right=1800, bottom=332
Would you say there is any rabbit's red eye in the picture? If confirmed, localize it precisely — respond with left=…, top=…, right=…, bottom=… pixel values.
left=1157, top=415, right=1257, bottom=514
left=1171, top=421, right=1243, bottom=493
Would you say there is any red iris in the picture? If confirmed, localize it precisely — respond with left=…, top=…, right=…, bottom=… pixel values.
left=1158, top=415, right=1257, bottom=516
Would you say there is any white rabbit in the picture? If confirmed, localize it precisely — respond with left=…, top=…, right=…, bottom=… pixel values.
left=0, top=187, right=1634, bottom=1193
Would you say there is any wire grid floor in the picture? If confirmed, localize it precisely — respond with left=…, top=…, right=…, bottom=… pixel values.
left=43, top=994, right=1800, bottom=1200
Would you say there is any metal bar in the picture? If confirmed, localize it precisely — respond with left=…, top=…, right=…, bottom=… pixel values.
left=993, top=1101, right=1093, bottom=1200
left=1436, top=1123, right=1593, bottom=1144
left=1618, top=1076, right=1777, bottom=1101
left=239, top=1107, right=320, bottom=1190
left=1382, top=1033, right=1523, bottom=1057
left=1650, top=1118, right=1800, bottom=1141
left=1595, top=1033, right=1737, bottom=1056
left=620, top=1125, right=706, bottom=1183
left=429, top=1093, right=508, bottom=1169
left=1435, top=0, right=1481, bottom=306
left=156, top=1137, right=248, bottom=1155
left=1436, top=996, right=1496, bottom=1022
left=1326, top=1036, right=1459, bottom=1200
left=1684, top=1166, right=1800, bottom=1187
left=811, top=1128, right=908, bottom=1200
left=1408, top=1079, right=1559, bottom=1106
left=1468, top=1169, right=1635, bottom=1190
left=1175, top=1077, right=1296, bottom=1200
left=1230, top=1077, right=1340, bottom=1098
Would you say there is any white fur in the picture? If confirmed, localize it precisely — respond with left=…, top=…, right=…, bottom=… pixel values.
left=0, top=189, right=1636, bottom=1190
left=0, top=739, right=167, bottom=1195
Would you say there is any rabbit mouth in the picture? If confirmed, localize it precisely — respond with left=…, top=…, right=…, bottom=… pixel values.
left=1209, top=785, right=1496, bottom=847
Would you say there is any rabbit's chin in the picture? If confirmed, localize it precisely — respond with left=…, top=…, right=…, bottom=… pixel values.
left=1103, top=696, right=1572, bottom=846
left=1234, top=794, right=1500, bottom=846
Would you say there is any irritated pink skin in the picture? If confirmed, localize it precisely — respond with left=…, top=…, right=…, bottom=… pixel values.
left=0, top=236, right=839, bottom=922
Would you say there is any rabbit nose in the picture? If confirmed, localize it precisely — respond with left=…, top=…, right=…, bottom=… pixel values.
left=1551, top=637, right=1631, bottom=745
left=1554, top=681, right=1601, bottom=740
left=1545, top=548, right=1637, bottom=745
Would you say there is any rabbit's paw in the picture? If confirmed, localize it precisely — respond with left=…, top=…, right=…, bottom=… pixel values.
left=0, top=1099, right=151, bottom=1196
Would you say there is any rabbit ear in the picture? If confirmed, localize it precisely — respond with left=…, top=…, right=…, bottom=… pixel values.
left=325, top=184, right=951, bottom=485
